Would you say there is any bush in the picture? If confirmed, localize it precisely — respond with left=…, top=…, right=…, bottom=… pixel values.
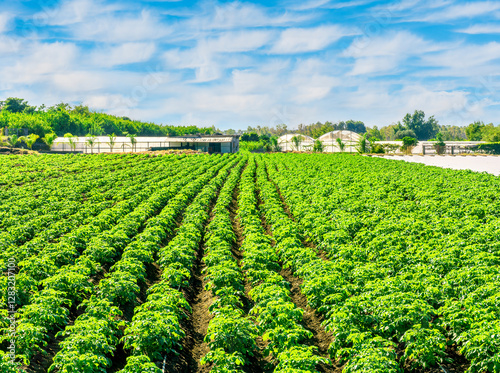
left=471, top=142, right=500, bottom=154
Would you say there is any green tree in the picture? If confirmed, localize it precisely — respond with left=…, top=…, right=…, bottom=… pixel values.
left=480, top=123, right=500, bottom=142
left=336, top=137, right=345, bottom=152
left=1, top=97, right=30, bottom=113
left=241, top=132, right=259, bottom=142
left=42, top=133, right=58, bottom=149
left=20, top=133, right=39, bottom=150
left=356, top=135, right=368, bottom=153
left=433, top=133, right=446, bottom=154
left=291, top=135, right=304, bottom=151
left=270, top=136, right=281, bottom=152
left=6, top=135, right=20, bottom=148
left=366, top=126, right=382, bottom=140
left=107, top=133, right=117, bottom=152
left=64, top=133, right=78, bottom=152
left=465, top=121, right=484, bottom=141
left=394, top=128, right=417, bottom=139
left=313, top=139, right=324, bottom=153
left=85, top=135, right=98, bottom=154
left=401, top=136, right=418, bottom=154
left=127, top=133, right=137, bottom=152
left=402, top=110, right=439, bottom=140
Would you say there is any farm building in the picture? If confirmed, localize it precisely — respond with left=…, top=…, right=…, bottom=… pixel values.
left=277, top=134, right=315, bottom=151
left=50, top=135, right=239, bottom=154
left=317, top=130, right=361, bottom=152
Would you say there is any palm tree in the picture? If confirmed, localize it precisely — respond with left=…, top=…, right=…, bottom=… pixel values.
left=270, top=136, right=280, bottom=152
left=336, top=137, right=345, bottom=152
left=127, top=133, right=137, bottom=152
left=42, top=133, right=58, bottom=150
left=290, top=135, right=303, bottom=151
left=313, top=139, right=324, bottom=153
left=356, top=135, right=368, bottom=154
left=64, top=133, right=78, bottom=152
left=85, top=135, right=98, bottom=154
left=20, top=134, right=39, bottom=150
left=7, top=135, right=20, bottom=149
left=107, top=133, right=117, bottom=153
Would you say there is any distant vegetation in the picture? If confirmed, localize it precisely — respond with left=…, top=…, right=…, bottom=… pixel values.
left=1, top=97, right=499, bottom=145
left=0, top=97, right=216, bottom=138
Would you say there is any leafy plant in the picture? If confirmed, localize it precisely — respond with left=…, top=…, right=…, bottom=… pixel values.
left=336, top=137, right=346, bottom=152
left=85, top=134, right=98, bottom=154
left=290, top=135, right=304, bottom=151
left=64, top=132, right=78, bottom=151
left=20, top=133, right=39, bottom=150
left=42, top=132, right=58, bottom=149
left=313, top=139, right=324, bottom=153
left=107, top=133, right=117, bottom=152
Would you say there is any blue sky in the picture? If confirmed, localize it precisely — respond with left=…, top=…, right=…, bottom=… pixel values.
left=0, top=0, right=499, bottom=130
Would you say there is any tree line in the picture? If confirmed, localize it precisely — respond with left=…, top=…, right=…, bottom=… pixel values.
left=1, top=97, right=499, bottom=144
left=0, top=97, right=216, bottom=138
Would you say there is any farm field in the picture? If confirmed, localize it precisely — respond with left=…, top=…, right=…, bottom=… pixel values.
left=1, top=152, right=500, bottom=373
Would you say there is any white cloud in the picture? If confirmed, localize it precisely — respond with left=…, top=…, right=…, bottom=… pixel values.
left=4, top=42, right=78, bottom=84
left=91, top=42, right=156, bottom=68
left=0, top=12, right=11, bottom=34
left=33, top=0, right=118, bottom=26
left=72, top=9, right=171, bottom=42
left=163, top=30, right=273, bottom=82
left=271, top=25, right=356, bottom=54
left=418, top=1, right=500, bottom=22
left=344, top=31, right=437, bottom=58
left=421, top=42, right=500, bottom=70
left=457, top=24, right=500, bottom=34
left=191, top=2, right=310, bottom=30
left=344, top=31, right=445, bottom=75
left=200, top=30, right=272, bottom=53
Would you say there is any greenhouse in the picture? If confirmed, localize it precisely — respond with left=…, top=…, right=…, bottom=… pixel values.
left=317, top=130, right=361, bottom=152
left=50, top=135, right=239, bottom=154
left=277, top=134, right=315, bottom=152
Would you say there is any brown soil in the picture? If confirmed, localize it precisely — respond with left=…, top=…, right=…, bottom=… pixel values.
left=280, top=268, right=341, bottom=373
left=0, top=147, right=37, bottom=155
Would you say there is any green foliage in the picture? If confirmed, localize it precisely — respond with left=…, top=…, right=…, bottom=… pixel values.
left=6, top=135, right=20, bottom=148
left=291, top=135, right=304, bottom=151
left=401, top=325, right=448, bottom=369
left=356, top=135, right=368, bottom=153
left=240, top=132, right=260, bottom=141
left=200, top=348, right=245, bottom=373
left=401, top=136, right=417, bottom=154
left=42, top=132, right=58, bottom=148
left=0, top=97, right=216, bottom=137
left=312, top=139, right=324, bottom=152
left=117, top=356, right=161, bottom=373
left=402, top=110, right=439, bottom=140
left=471, top=142, right=500, bottom=154
left=1, top=97, right=30, bottom=113
left=19, top=133, right=39, bottom=149
left=204, top=307, right=257, bottom=356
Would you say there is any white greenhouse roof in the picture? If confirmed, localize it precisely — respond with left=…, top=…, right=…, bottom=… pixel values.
left=318, top=130, right=362, bottom=142
left=277, top=134, right=315, bottom=143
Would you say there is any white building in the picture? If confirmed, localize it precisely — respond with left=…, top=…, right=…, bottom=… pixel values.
left=51, top=135, right=239, bottom=154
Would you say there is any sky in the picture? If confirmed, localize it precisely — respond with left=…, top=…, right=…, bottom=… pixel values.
left=0, top=0, right=499, bottom=130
